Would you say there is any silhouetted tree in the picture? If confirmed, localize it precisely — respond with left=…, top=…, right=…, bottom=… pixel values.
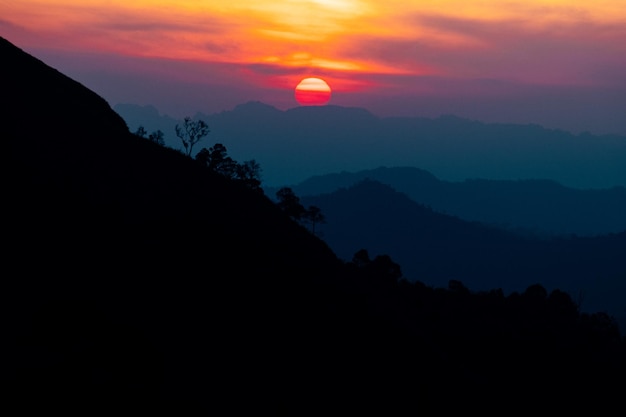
left=236, top=159, right=262, bottom=191
left=196, top=143, right=237, bottom=178
left=350, top=250, right=402, bottom=284
left=523, top=284, right=548, bottom=301
left=547, top=289, right=578, bottom=319
left=448, top=279, right=470, bottom=294
left=175, top=116, right=209, bottom=156
left=196, top=144, right=263, bottom=190
left=352, top=249, right=371, bottom=268
left=195, top=147, right=210, bottom=165
left=276, top=187, right=305, bottom=220
left=134, top=126, right=148, bottom=138
left=148, top=130, right=165, bottom=146
left=369, top=254, right=403, bottom=284
left=302, top=205, right=325, bottom=236
left=134, top=126, right=165, bottom=146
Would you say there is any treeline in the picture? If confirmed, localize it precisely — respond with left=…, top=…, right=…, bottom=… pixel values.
left=345, top=248, right=622, bottom=344
left=135, top=118, right=262, bottom=191
left=333, top=248, right=625, bottom=412
left=135, top=118, right=327, bottom=230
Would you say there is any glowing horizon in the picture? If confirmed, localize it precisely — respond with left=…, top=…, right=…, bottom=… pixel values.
left=4, top=2, right=625, bottom=78
left=2, top=0, right=625, bottom=134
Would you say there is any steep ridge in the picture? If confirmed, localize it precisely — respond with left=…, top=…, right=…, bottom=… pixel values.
left=3, top=36, right=348, bottom=413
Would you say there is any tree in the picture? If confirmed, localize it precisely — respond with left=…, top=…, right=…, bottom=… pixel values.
left=275, top=189, right=325, bottom=231
left=148, top=130, right=165, bottom=146
left=351, top=249, right=371, bottom=268
left=175, top=116, right=210, bottom=156
left=276, top=187, right=305, bottom=220
left=134, top=126, right=148, bottom=138
left=196, top=144, right=237, bottom=178
left=207, top=143, right=238, bottom=178
left=302, top=205, right=325, bottom=236
left=134, top=126, right=165, bottom=146
left=369, top=254, right=403, bottom=284
left=448, top=279, right=470, bottom=294
left=350, top=249, right=402, bottom=285
left=236, top=159, right=262, bottom=191
left=196, top=144, right=263, bottom=191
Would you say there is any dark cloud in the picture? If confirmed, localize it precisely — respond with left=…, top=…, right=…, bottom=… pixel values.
left=0, top=18, right=21, bottom=30
left=90, top=12, right=235, bottom=34
left=204, top=40, right=240, bottom=54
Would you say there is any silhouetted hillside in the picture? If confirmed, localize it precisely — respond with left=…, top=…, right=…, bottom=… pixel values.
left=271, top=166, right=626, bottom=236
left=115, top=101, right=626, bottom=189
left=5, top=37, right=625, bottom=414
left=3, top=36, right=343, bottom=413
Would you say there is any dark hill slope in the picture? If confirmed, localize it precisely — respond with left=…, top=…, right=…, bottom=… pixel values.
left=2, top=36, right=350, bottom=414
left=3, top=35, right=337, bottom=274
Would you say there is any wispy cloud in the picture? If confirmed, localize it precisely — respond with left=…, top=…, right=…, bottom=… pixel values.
left=2, top=0, right=624, bottom=133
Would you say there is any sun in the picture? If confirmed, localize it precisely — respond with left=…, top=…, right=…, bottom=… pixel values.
left=295, top=78, right=332, bottom=106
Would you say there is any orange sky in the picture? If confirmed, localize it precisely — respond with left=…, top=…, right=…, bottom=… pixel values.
left=2, top=0, right=625, bottom=133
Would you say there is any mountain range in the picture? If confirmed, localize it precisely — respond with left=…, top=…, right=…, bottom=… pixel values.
left=114, top=101, right=626, bottom=189
left=5, top=36, right=626, bottom=414
left=267, top=166, right=626, bottom=237
left=298, top=179, right=626, bottom=326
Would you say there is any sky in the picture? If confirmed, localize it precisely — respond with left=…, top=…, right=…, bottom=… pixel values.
left=2, top=0, right=626, bottom=135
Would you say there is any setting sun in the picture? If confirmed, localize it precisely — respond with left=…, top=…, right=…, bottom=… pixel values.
left=295, top=78, right=332, bottom=106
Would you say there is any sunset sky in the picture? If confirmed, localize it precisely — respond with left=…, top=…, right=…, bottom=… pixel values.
left=2, top=0, right=626, bottom=134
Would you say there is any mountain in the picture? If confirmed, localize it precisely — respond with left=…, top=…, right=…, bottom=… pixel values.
left=5, top=36, right=625, bottom=414
left=113, top=103, right=179, bottom=138
left=2, top=36, right=344, bottom=413
left=300, top=179, right=626, bottom=320
left=269, top=166, right=626, bottom=237
left=115, top=101, right=626, bottom=189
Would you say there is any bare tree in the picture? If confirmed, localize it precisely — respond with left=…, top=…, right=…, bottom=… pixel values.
left=175, top=116, right=209, bottom=157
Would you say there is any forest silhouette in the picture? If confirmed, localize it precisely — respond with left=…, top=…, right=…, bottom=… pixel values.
left=3, top=36, right=625, bottom=414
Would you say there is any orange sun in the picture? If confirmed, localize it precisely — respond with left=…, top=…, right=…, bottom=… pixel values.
left=295, top=78, right=332, bottom=106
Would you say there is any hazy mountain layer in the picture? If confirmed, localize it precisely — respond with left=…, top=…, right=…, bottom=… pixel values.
left=270, top=166, right=626, bottom=237
left=115, top=101, right=626, bottom=189
left=300, top=179, right=626, bottom=327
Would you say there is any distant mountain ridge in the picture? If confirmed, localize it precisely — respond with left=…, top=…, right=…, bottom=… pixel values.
left=114, top=101, right=626, bottom=189
left=300, top=179, right=626, bottom=327
left=269, top=166, right=626, bottom=237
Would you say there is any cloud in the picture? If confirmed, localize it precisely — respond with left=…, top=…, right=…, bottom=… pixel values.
left=4, top=1, right=624, bottom=135
left=335, top=12, right=626, bottom=87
